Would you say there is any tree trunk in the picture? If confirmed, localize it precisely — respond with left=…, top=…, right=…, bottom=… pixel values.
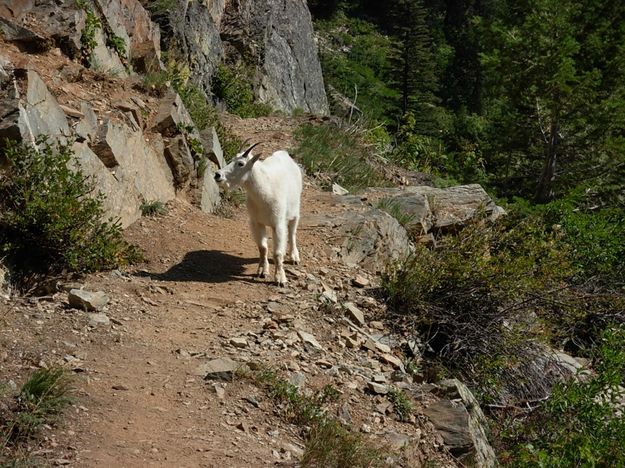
left=535, top=119, right=558, bottom=203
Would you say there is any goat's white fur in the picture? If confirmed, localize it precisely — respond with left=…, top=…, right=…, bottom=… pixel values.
left=214, top=146, right=302, bottom=286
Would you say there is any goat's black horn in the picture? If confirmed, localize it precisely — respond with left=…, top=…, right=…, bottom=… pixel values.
left=241, top=142, right=262, bottom=158
left=239, top=138, right=251, bottom=151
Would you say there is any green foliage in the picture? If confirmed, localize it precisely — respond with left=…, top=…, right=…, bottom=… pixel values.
left=512, top=192, right=625, bottom=285
left=107, top=34, right=126, bottom=60
left=140, top=200, right=167, bottom=217
left=2, top=367, right=72, bottom=447
left=213, top=64, right=273, bottom=118
left=315, top=12, right=399, bottom=125
left=387, top=388, right=414, bottom=422
left=0, top=139, right=141, bottom=286
left=76, top=0, right=101, bottom=57
left=293, top=123, right=387, bottom=192
left=252, top=369, right=386, bottom=468
left=382, top=213, right=574, bottom=400
left=503, top=327, right=625, bottom=466
left=144, top=52, right=242, bottom=162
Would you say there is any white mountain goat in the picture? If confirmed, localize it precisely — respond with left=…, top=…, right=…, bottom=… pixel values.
left=214, top=143, right=303, bottom=286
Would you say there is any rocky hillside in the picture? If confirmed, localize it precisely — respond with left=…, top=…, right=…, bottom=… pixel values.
left=0, top=0, right=600, bottom=466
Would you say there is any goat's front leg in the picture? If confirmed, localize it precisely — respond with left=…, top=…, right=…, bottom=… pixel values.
left=272, top=223, right=288, bottom=286
left=250, top=221, right=269, bottom=278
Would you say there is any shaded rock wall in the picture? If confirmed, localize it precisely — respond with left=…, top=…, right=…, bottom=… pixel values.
left=170, top=0, right=328, bottom=115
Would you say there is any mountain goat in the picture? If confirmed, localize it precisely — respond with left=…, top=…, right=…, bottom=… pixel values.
left=214, top=143, right=303, bottom=286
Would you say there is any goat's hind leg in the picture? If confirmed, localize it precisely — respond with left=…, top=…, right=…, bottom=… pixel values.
left=272, top=223, right=288, bottom=286
left=250, top=222, right=269, bottom=278
left=287, top=217, right=300, bottom=265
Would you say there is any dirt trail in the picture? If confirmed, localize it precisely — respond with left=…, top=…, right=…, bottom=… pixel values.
left=1, top=117, right=454, bottom=467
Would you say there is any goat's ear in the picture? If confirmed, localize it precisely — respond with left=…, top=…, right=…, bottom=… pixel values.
left=250, top=152, right=262, bottom=164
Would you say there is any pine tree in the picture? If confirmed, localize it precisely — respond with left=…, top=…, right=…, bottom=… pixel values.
left=388, top=0, right=440, bottom=135
left=481, top=0, right=625, bottom=201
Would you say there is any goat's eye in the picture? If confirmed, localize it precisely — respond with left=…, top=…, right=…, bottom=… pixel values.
left=237, top=161, right=245, bottom=167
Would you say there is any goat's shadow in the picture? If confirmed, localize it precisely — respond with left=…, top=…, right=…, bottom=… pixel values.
left=137, top=250, right=256, bottom=284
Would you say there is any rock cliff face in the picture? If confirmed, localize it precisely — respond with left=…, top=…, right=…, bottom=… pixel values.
left=170, top=0, right=329, bottom=115
left=221, top=0, right=329, bottom=115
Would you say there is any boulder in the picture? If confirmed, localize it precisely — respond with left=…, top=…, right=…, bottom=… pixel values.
left=432, top=379, right=497, bottom=467
left=153, top=91, right=195, bottom=137
left=163, top=135, right=194, bottom=187
left=94, top=0, right=161, bottom=67
left=200, top=126, right=226, bottom=169
left=90, top=28, right=128, bottom=77
left=199, top=161, right=221, bottom=214
left=198, top=357, right=242, bottom=381
left=68, top=289, right=109, bottom=311
left=71, top=142, right=142, bottom=227
left=78, top=117, right=176, bottom=227
left=0, top=67, right=70, bottom=149
left=339, top=209, right=413, bottom=272
left=389, top=184, right=505, bottom=233
left=305, top=207, right=413, bottom=273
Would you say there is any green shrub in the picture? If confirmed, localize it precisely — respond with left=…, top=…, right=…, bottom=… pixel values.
left=2, top=367, right=72, bottom=448
left=502, top=326, right=625, bottom=466
left=0, top=138, right=140, bottom=286
left=213, top=64, right=273, bottom=118
left=293, top=123, right=387, bottom=192
left=76, top=0, right=101, bottom=58
left=107, top=34, right=126, bottom=60
left=387, top=388, right=414, bottom=422
left=315, top=12, right=398, bottom=125
left=140, top=200, right=167, bottom=217
left=382, top=213, right=574, bottom=401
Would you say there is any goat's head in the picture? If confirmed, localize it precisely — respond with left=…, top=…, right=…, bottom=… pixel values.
left=214, top=143, right=262, bottom=189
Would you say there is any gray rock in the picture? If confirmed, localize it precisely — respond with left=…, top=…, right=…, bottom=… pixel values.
left=332, top=183, right=349, bottom=195
left=229, top=337, right=248, bottom=348
left=199, top=357, right=241, bottom=381
left=343, top=302, right=365, bottom=326
left=423, top=399, right=473, bottom=457
left=339, top=209, right=413, bottom=273
left=0, top=1, right=85, bottom=58
left=87, top=313, right=110, bottom=327
left=199, top=162, right=221, bottom=214
left=297, top=330, right=324, bottom=351
left=171, top=0, right=328, bottom=114
left=169, top=0, right=224, bottom=97
left=0, top=17, right=52, bottom=52
left=90, top=28, right=128, bottom=77
left=69, top=289, right=109, bottom=311
left=390, top=184, right=505, bottom=233
left=75, top=102, right=99, bottom=142
left=288, top=372, right=306, bottom=388
left=153, top=91, right=195, bottom=137
left=94, top=0, right=161, bottom=68
left=431, top=379, right=497, bottom=467
left=367, top=381, right=389, bottom=395
left=163, top=135, right=194, bottom=187
left=385, top=432, right=411, bottom=450
left=200, top=126, right=226, bottom=169
left=19, top=69, right=70, bottom=144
